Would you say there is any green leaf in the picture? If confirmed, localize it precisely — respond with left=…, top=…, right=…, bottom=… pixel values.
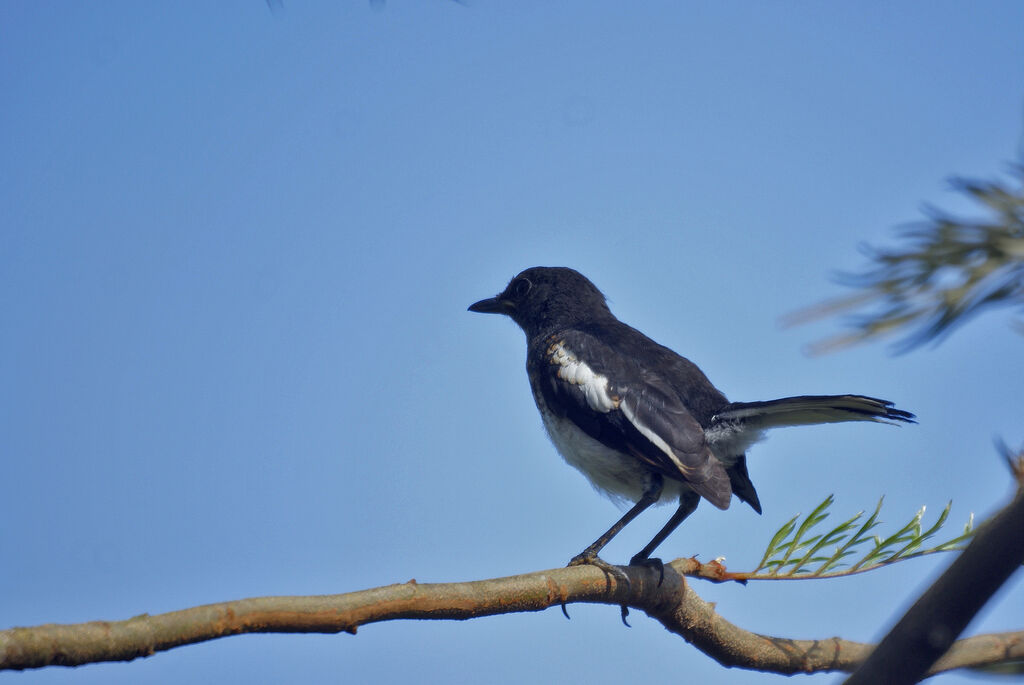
left=744, top=495, right=974, bottom=581
left=771, top=495, right=833, bottom=575
left=754, top=513, right=801, bottom=573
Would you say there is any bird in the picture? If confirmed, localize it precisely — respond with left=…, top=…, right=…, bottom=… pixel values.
left=469, top=266, right=915, bottom=578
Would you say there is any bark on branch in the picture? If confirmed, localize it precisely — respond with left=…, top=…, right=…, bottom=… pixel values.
left=2, top=557, right=1021, bottom=674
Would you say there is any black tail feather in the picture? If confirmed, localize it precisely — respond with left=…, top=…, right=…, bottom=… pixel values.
left=725, top=455, right=762, bottom=514
left=713, top=394, right=916, bottom=429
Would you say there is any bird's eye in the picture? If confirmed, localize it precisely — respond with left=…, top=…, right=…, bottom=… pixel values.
left=512, top=277, right=532, bottom=298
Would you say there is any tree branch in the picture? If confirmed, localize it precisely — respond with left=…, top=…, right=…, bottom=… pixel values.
left=2, top=557, right=1021, bottom=674
left=846, top=483, right=1024, bottom=684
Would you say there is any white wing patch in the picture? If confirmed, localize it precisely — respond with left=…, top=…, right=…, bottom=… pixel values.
left=619, top=400, right=692, bottom=476
left=548, top=342, right=619, bottom=412
left=549, top=341, right=692, bottom=477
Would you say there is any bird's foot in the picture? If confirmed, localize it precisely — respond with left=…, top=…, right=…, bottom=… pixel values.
left=568, top=552, right=634, bottom=626
left=567, top=551, right=631, bottom=590
left=628, top=554, right=665, bottom=586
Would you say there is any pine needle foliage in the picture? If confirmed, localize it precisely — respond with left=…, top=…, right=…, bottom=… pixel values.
left=787, top=164, right=1024, bottom=353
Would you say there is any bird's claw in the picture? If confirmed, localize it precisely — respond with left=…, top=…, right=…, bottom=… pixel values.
left=567, top=552, right=632, bottom=591
left=629, top=555, right=665, bottom=586
left=568, top=553, right=638, bottom=627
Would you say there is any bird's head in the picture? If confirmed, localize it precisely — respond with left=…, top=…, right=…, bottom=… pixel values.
left=469, top=266, right=611, bottom=336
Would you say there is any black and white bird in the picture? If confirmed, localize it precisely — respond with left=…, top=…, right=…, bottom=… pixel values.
left=469, top=266, right=914, bottom=575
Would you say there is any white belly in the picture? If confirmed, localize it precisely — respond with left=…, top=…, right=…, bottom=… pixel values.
left=539, top=407, right=688, bottom=506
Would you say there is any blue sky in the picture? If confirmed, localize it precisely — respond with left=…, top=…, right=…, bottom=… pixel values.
left=2, top=2, right=1023, bottom=683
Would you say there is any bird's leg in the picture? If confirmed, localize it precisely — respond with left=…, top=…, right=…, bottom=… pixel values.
left=628, top=489, right=701, bottom=584
left=568, top=474, right=663, bottom=581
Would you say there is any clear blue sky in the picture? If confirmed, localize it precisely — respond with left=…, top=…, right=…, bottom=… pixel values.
left=3, top=2, right=1023, bottom=683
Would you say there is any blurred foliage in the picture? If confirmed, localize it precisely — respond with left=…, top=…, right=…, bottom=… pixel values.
left=787, top=164, right=1024, bottom=353
left=995, top=438, right=1024, bottom=488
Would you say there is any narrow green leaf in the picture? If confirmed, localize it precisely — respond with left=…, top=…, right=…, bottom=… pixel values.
left=886, top=502, right=953, bottom=561
left=745, top=496, right=972, bottom=581
left=787, top=519, right=856, bottom=576
left=754, top=514, right=800, bottom=573
left=774, top=495, right=833, bottom=574
left=842, top=499, right=886, bottom=571
left=853, top=507, right=923, bottom=570
left=811, top=507, right=868, bottom=577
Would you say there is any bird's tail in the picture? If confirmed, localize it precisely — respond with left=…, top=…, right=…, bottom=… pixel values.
left=725, top=456, right=762, bottom=514
left=705, top=394, right=915, bottom=468
left=712, top=394, right=916, bottom=430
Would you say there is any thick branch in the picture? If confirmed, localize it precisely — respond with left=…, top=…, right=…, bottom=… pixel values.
left=846, top=486, right=1024, bottom=684
left=2, top=559, right=1021, bottom=674
left=657, top=561, right=1024, bottom=676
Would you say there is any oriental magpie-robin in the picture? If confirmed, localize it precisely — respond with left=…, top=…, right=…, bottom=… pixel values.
left=469, top=266, right=914, bottom=576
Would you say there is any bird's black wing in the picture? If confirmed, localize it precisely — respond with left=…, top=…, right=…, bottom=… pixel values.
left=609, top=327, right=767, bottom=512
left=532, top=329, right=732, bottom=509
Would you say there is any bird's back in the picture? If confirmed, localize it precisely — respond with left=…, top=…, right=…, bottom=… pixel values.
left=580, top=319, right=731, bottom=428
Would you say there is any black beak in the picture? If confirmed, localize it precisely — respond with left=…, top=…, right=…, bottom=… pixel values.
left=468, top=296, right=510, bottom=314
